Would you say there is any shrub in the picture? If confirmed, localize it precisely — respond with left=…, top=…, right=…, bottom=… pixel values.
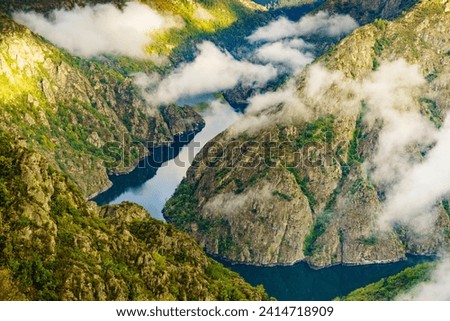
left=373, top=19, right=388, bottom=31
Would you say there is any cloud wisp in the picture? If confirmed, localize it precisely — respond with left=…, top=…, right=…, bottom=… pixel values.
left=360, top=61, right=449, bottom=232
left=149, top=41, right=278, bottom=105
left=255, top=39, right=315, bottom=72
left=13, top=1, right=179, bottom=59
left=227, top=58, right=449, bottom=234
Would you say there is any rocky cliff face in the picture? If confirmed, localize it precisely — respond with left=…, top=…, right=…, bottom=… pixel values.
left=164, top=0, right=450, bottom=267
left=0, top=132, right=268, bottom=300
left=0, top=15, right=204, bottom=197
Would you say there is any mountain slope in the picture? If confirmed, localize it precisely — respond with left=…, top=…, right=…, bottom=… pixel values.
left=323, top=0, right=418, bottom=23
left=0, top=131, right=268, bottom=300
left=0, top=14, right=204, bottom=197
left=0, top=0, right=272, bottom=198
left=164, top=0, right=450, bottom=267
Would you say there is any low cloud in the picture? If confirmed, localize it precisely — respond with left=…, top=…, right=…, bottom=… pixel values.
left=229, top=59, right=449, bottom=234
left=255, top=39, right=315, bottom=72
left=151, top=41, right=278, bottom=104
left=13, top=1, right=179, bottom=59
left=358, top=60, right=450, bottom=232
left=230, top=79, right=307, bottom=133
left=247, top=17, right=299, bottom=43
left=378, top=115, right=450, bottom=231
left=247, top=11, right=358, bottom=43
left=230, top=62, right=358, bottom=133
left=398, top=256, right=450, bottom=300
left=203, top=184, right=274, bottom=219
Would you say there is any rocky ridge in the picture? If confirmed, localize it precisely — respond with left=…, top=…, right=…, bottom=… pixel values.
left=0, top=14, right=204, bottom=197
left=164, top=0, right=450, bottom=267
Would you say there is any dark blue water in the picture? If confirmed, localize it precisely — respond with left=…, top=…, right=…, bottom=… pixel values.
left=222, top=255, right=433, bottom=301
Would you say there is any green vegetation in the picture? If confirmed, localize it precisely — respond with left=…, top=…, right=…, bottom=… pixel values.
left=163, top=180, right=200, bottom=230
left=337, top=263, right=434, bottom=301
left=272, top=191, right=293, bottom=202
left=0, top=15, right=152, bottom=195
left=295, top=116, right=335, bottom=147
left=143, top=0, right=258, bottom=57
left=373, top=19, right=388, bottom=31
left=358, top=236, right=378, bottom=246
left=0, top=131, right=26, bottom=211
left=420, top=97, right=442, bottom=128
left=303, top=210, right=334, bottom=256
left=372, top=36, right=392, bottom=71
left=0, top=133, right=269, bottom=300
left=215, top=167, right=232, bottom=181
left=342, top=101, right=368, bottom=178
left=164, top=179, right=243, bottom=258
left=373, top=37, right=393, bottom=56
left=287, top=167, right=316, bottom=210
left=372, top=57, right=380, bottom=71
left=347, top=113, right=365, bottom=166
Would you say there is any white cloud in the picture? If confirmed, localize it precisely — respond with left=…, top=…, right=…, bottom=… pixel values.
left=296, top=11, right=359, bottom=38
left=229, top=59, right=450, bottom=233
left=247, top=11, right=358, bottom=43
left=305, top=63, right=347, bottom=98
left=353, top=60, right=450, bottom=231
left=13, top=1, right=179, bottom=59
left=151, top=41, right=278, bottom=104
left=247, top=17, right=299, bottom=43
left=255, top=40, right=315, bottom=72
left=230, top=78, right=311, bottom=134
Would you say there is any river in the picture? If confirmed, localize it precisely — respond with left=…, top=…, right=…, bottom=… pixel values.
left=91, top=2, right=431, bottom=300
left=94, top=100, right=240, bottom=220
left=92, top=99, right=433, bottom=301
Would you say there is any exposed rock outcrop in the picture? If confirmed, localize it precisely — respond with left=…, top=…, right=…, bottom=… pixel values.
left=164, top=0, right=450, bottom=267
left=0, top=132, right=268, bottom=300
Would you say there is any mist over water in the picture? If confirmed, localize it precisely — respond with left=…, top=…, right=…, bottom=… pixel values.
left=108, top=101, right=240, bottom=220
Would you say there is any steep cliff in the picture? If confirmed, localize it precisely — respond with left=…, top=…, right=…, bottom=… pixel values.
left=164, top=0, right=450, bottom=267
left=0, top=14, right=204, bottom=197
left=0, top=132, right=268, bottom=300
